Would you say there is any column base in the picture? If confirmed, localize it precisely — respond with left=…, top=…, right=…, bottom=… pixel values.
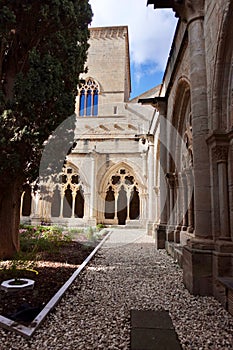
left=174, top=225, right=181, bottom=243
left=20, top=216, right=32, bottom=225
left=180, top=230, right=194, bottom=246
left=146, top=221, right=154, bottom=236
left=166, top=225, right=175, bottom=242
left=87, top=218, right=97, bottom=226
left=183, top=241, right=214, bottom=296
left=154, top=224, right=167, bottom=249
left=212, top=242, right=233, bottom=314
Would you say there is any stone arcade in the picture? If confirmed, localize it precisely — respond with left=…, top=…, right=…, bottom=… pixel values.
left=144, top=0, right=233, bottom=313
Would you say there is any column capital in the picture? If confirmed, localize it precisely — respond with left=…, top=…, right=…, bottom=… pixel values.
left=206, top=131, right=229, bottom=162
left=212, top=145, right=228, bottom=163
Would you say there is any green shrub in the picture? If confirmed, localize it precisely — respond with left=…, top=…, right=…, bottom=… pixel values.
left=19, top=224, right=72, bottom=254
left=96, top=223, right=105, bottom=231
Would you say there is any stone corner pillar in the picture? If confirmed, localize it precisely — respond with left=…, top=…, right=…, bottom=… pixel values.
left=183, top=238, right=215, bottom=295
left=154, top=223, right=166, bottom=249
left=179, top=1, right=212, bottom=296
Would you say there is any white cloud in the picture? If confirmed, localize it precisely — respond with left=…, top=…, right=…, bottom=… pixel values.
left=89, top=0, right=178, bottom=72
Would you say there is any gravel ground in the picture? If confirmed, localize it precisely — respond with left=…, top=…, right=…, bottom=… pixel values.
left=0, top=229, right=233, bottom=349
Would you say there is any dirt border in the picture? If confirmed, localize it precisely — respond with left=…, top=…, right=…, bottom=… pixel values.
left=0, top=230, right=111, bottom=338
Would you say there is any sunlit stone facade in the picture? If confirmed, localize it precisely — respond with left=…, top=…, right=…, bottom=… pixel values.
left=21, top=26, right=160, bottom=230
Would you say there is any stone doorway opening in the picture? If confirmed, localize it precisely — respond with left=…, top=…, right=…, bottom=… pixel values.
left=117, top=186, right=127, bottom=225
left=130, top=186, right=140, bottom=220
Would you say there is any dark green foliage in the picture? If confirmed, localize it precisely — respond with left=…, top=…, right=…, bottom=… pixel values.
left=0, top=0, right=92, bottom=186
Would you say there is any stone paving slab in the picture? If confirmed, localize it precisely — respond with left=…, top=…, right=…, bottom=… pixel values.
left=131, top=310, right=174, bottom=329
left=130, top=310, right=182, bottom=350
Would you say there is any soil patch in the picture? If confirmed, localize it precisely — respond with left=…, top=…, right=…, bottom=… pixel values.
left=0, top=241, right=95, bottom=325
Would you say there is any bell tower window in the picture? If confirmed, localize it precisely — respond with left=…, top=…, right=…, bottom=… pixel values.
left=78, top=78, right=99, bottom=116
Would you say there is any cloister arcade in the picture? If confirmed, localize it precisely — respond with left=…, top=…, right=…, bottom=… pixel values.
left=20, top=162, right=149, bottom=227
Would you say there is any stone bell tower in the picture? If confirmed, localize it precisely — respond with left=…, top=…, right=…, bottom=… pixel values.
left=76, top=26, right=131, bottom=117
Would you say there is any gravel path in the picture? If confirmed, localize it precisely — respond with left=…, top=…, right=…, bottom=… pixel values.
left=0, top=228, right=233, bottom=349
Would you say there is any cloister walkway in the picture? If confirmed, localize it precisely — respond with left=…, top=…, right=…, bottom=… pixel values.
left=0, top=228, right=233, bottom=349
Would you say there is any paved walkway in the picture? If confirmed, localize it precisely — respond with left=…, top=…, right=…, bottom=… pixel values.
left=103, top=228, right=153, bottom=247
left=0, top=228, right=233, bottom=349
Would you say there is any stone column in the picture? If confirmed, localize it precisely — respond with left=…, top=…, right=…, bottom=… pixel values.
left=98, top=191, right=105, bottom=223
left=90, top=154, right=96, bottom=218
left=174, top=173, right=183, bottom=243
left=154, top=186, right=160, bottom=223
left=156, top=100, right=168, bottom=248
left=31, top=191, right=36, bottom=217
left=126, top=189, right=131, bottom=221
left=114, top=191, right=118, bottom=221
left=213, top=145, right=230, bottom=240
left=33, top=191, right=40, bottom=217
left=45, top=192, right=52, bottom=223
left=71, top=190, right=76, bottom=219
left=188, top=16, right=212, bottom=240
left=141, top=151, right=147, bottom=179
left=166, top=173, right=176, bottom=225
left=140, top=192, right=147, bottom=222
left=159, top=102, right=168, bottom=225
left=206, top=132, right=232, bottom=243
left=181, top=172, right=188, bottom=230
left=175, top=2, right=213, bottom=295
left=83, top=192, right=90, bottom=220
left=185, top=168, right=194, bottom=233
left=59, top=189, right=65, bottom=218
left=148, top=137, right=155, bottom=221
left=166, top=173, right=176, bottom=241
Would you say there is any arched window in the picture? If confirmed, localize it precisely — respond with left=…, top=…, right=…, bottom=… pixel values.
left=51, top=165, right=84, bottom=219
left=78, top=78, right=99, bottom=117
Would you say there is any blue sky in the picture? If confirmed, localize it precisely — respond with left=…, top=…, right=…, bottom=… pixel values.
left=89, top=0, right=178, bottom=99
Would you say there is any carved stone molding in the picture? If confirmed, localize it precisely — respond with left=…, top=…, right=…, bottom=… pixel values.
left=212, top=145, right=228, bottom=162
left=90, top=26, right=128, bottom=40
left=174, top=0, right=204, bottom=23
left=148, top=0, right=204, bottom=23
left=206, top=131, right=229, bottom=162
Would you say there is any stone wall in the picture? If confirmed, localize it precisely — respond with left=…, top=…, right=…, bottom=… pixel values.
left=148, top=0, right=233, bottom=311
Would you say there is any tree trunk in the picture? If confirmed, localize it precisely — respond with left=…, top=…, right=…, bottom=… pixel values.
left=0, top=179, right=22, bottom=259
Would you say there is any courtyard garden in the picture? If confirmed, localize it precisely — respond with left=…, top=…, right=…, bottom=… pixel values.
left=0, top=224, right=106, bottom=325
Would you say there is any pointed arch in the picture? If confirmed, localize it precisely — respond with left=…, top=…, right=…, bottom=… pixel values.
left=171, top=77, right=192, bottom=173
left=99, top=161, right=145, bottom=195
left=99, top=162, right=145, bottom=225
left=212, top=2, right=233, bottom=131
left=51, top=162, right=86, bottom=219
